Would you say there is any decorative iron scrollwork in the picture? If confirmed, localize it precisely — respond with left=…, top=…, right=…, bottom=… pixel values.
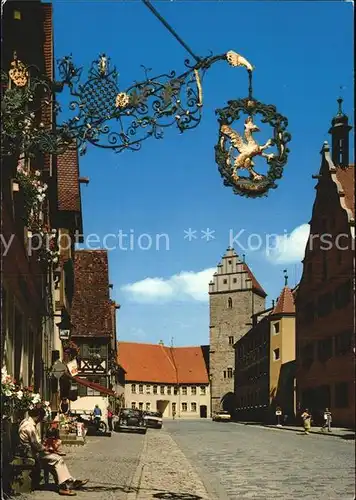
left=1, top=50, right=291, bottom=197
left=215, top=96, right=291, bottom=198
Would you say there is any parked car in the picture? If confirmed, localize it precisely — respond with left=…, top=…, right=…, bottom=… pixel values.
left=212, top=410, right=231, bottom=422
left=115, top=408, right=147, bottom=434
left=143, top=411, right=163, bottom=429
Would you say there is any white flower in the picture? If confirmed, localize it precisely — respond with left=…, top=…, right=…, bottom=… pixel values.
left=16, top=390, right=23, bottom=400
left=32, top=393, right=41, bottom=404
left=4, top=389, right=12, bottom=397
left=29, top=404, right=34, bottom=410
left=35, top=170, right=41, bottom=177
left=44, top=401, right=50, bottom=406
left=1, top=367, right=8, bottom=383
left=43, top=184, right=48, bottom=191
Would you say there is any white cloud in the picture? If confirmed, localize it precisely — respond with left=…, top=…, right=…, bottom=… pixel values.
left=121, top=267, right=216, bottom=304
left=266, top=224, right=310, bottom=264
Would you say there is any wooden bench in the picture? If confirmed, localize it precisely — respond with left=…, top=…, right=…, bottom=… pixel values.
left=2, top=419, right=57, bottom=494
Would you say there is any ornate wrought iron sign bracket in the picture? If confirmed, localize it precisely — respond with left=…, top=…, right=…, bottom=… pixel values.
left=1, top=50, right=291, bottom=198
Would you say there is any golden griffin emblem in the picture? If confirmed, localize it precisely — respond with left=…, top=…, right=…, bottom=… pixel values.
left=220, top=116, right=275, bottom=182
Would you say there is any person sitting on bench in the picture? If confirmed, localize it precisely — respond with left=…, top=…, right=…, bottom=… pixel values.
left=18, top=407, right=88, bottom=496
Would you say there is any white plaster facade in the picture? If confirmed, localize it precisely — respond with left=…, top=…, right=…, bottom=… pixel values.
left=124, top=382, right=211, bottom=419
left=69, top=395, right=110, bottom=424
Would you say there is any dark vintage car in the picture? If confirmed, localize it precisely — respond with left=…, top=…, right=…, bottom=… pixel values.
left=143, top=411, right=163, bottom=429
left=115, top=408, right=147, bottom=434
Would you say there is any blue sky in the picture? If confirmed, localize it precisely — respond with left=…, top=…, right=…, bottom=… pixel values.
left=52, top=0, right=354, bottom=346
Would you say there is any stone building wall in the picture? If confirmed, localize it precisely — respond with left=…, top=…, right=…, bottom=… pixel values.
left=209, top=248, right=266, bottom=415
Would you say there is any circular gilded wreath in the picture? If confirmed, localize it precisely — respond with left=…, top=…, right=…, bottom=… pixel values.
left=215, top=97, right=291, bottom=198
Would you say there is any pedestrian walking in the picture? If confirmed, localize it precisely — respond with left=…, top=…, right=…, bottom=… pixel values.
left=321, top=408, right=332, bottom=432
left=107, top=406, right=113, bottom=431
left=301, top=408, right=312, bottom=435
left=93, top=404, right=102, bottom=430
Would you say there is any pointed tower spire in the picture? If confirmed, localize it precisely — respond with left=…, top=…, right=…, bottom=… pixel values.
left=328, top=97, right=352, bottom=168
left=283, top=269, right=288, bottom=287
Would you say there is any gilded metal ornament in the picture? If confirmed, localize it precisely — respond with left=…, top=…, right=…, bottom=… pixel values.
left=9, top=56, right=29, bottom=87
left=215, top=94, right=291, bottom=198
left=1, top=50, right=249, bottom=157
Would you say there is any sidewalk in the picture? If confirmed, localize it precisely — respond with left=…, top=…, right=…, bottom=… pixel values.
left=128, top=429, right=210, bottom=500
left=236, top=421, right=355, bottom=439
left=16, top=431, right=144, bottom=500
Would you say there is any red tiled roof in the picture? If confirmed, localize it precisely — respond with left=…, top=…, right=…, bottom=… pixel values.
left=335, top=165, right=355, bottom=218
left=272, top=287, right=295, bottom=315
left=57, top=148, right=81, bottom=212
left=243, top=263, right=266, bottom=297
left=71, top=250, right=112, bottom=337
left=117, top=342, right=209, bottom=384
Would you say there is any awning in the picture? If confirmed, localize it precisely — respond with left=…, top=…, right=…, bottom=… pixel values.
left=72, top=376, right=115, bottom=396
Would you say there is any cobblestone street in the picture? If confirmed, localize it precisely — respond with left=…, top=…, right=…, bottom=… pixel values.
left=17, top=420, right=355, bottom=500
left=164, top=420, right=355, bottom=500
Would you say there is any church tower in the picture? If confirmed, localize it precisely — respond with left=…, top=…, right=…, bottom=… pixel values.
left=328, top=97, right=352, bottom=168
left=209, top=247, right=266, bottom=415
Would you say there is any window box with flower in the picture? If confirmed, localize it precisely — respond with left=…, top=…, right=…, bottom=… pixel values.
left=1, top=367, right=52, bottom=422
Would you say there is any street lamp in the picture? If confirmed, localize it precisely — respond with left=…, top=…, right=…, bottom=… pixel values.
left=56, top=315, right=73, bottom=342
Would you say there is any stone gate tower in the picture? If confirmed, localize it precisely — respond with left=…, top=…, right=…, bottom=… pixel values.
left=209, top=247, right=266, bottom=414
